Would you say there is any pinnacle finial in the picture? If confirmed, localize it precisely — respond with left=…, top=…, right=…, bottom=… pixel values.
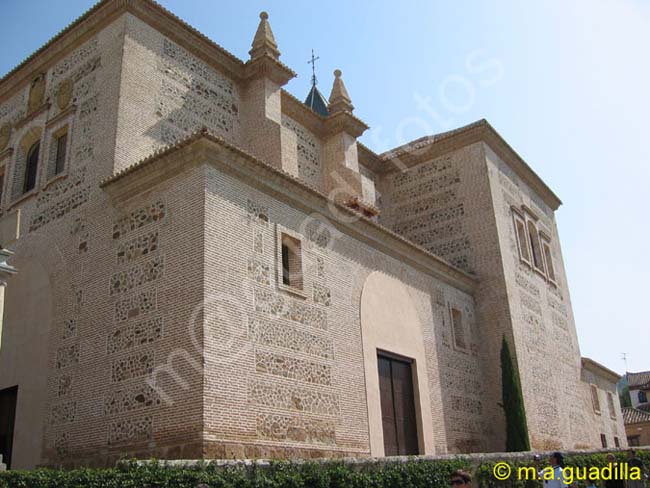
left=328, top=68, right=353, bottom=113
left=249, top=11, right=280, bottom=60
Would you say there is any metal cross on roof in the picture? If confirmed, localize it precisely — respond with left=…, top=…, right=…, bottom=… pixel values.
left=308, top=49, right=320, bottom=86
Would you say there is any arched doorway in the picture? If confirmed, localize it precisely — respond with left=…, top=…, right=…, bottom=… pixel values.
left=360, top=271, right=435, bottom=456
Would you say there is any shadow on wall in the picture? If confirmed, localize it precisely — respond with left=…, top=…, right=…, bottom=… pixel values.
left=0, top=257, right=53, bottom=470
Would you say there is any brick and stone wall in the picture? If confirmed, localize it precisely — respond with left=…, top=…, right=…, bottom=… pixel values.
left=0, top=15, right=127, bottom=469
left=200, top=162, right=477, bottom=458
left=114, top=14, right=242, bottom=172
left=0, top=1, right=623, bottom=470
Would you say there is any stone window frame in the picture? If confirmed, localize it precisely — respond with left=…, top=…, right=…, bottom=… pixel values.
left=9, top=126, right=43, bottom=206
left=606, top=391, right=616, bottom=419
left=512, top=205, right=557, bottom=283
left=275, top=224, right=307, bottom=299
left=447, top=303, right=469, bottom=354
left=590, top=384, right=601, bottom=415
left=539, top=232, right=557, bottom=287
left=512, top=209, right=532, bottom=267
left=43, top=114, right=74, bottom=188
left=525, top=216, right=546, bottom=277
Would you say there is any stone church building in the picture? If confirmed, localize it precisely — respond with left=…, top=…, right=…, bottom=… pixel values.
left=0, top=0, right=625, bottom=470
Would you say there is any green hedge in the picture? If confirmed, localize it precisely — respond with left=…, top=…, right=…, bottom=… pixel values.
left=0, top=458, right=469, bottom=488
left=476, top=451, right=650, bottom=488
left=0, top=452, right=647, bottom=488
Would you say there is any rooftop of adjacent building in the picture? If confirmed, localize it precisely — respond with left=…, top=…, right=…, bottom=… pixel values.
left=623, top=406, right=650, bottom=425
left=627, top=371, right=650, bottom=390
left=581, top=357, right=621, bottom=384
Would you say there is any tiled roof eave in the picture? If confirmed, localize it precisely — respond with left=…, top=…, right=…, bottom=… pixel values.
left=623, top=407, right=650, bottom=425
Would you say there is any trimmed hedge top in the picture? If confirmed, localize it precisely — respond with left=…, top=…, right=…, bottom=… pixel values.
left=0, top=451, right=647, bottom=488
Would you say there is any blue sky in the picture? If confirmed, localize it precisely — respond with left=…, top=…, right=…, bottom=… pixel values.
left=2, top=1, right=648, bottom=374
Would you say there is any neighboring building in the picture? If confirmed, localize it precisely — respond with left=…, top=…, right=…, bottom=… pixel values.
left=623, top=407, right=650, bottom=447
left=0, top=0, right=626, bottom=469
left=627, top=371, right=650, bottom=410
left=581, top=358, right=626, bottom=448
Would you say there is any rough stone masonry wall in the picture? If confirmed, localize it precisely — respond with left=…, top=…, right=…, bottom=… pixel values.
left=201, top=162, right=480, bottom=458
left=0, top=14, right=210, bottom=468
left=39, top=163, right=206, bottom=469
left=483, top=144, right=626, bottom=450
left=114, top=14, right=242, bottom=173
left=379, top=144, right=500, bottom=453
left=379, top=150, right=474, bottom=273
left=0, top=15, right=127, bottom=469
left=281, top=115, right=323, bottom=191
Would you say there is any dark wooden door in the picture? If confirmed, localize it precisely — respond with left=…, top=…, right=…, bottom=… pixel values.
left=378, top=354, right=419, bottom=456
left=0, top=386, right=17, bottom=469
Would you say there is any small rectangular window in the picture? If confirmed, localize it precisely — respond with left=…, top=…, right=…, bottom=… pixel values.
left=513, top=211, right=531, bottom=265
left=54, top=131, right=67, bottom=175
left=591, top=384, right=601, bottom=414
left=280, top=233, right=303, bottom=290
left=450, top=307, right=467, bottom=351
left=527, top=219, right=545, bottom=273
left=607, top=392, right=616, bottom=419
left=628, top=435, right=640, bottom=446
left=600, top=434, right=607, bottom=448
left=614, top=437, right=620, bottom=447
left=541, top=238, right=556, bottom=283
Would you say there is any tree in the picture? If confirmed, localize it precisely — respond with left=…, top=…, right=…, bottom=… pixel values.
left=619, top=385, right=632, bottom=408
left=501, top=336, right=531, bottom=451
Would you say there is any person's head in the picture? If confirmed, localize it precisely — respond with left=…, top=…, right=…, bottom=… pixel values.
left=450, top=469, right=472, bottom=488
left=606, top=454, right=616, bottom=463
left=533, top=454, right=542, bottom=463
left=550, top=452, right=564, bottom=467
left=627, top=449, right=636, bottom=459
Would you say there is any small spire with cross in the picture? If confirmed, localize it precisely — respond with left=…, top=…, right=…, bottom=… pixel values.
left=308, top=49, right=320, bottom=87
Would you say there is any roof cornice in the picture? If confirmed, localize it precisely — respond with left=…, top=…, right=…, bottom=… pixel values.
left=0, top=0, right=260, bottom=103
left=380, top=119, right=562, bottom=211
left=101, top=130, right=477, bottom=293
left=0, top=0, right=124, bottom=104
left=581, top=357, right=621, bottom=384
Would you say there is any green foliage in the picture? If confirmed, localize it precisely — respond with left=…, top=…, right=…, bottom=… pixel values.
left=475, top=451, right=650, bottom=488
left=619, top=385, right=632, bottom=408
left=1, top=452, right=647, bottom=488
left=501, top=336, right=531, bottom=452
left=0, top=458, right=469, bottom=488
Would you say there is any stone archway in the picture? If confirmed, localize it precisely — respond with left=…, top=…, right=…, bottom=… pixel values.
left=360, top=271, right=435, bottom=457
